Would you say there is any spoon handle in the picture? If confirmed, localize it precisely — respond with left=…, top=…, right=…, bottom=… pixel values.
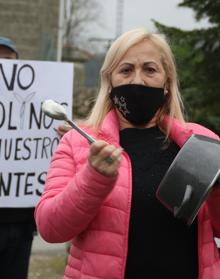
left=66, top=119, right=96, bottom=144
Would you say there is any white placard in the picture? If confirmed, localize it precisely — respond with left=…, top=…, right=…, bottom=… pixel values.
left=0, top=59, right=74, bottom=207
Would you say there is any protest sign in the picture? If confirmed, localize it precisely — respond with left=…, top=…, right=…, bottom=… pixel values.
left=0, top=59, right=74, bottom=207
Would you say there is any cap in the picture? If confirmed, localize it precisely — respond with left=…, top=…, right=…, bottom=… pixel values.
left=0, top=36, right=18, bottom=56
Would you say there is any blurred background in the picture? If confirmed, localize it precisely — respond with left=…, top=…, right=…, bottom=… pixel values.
left=0, top=0, right=219, bottom=278
left=1, top=0, right=219, bottom=133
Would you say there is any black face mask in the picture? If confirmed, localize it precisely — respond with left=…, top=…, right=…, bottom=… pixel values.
left=110, top=84, right=165, bottom=125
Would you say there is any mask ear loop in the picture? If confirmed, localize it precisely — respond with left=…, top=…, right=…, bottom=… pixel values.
left=108, top=77, right=113, bottom=94
left=164, top=78, right=169, bottom=95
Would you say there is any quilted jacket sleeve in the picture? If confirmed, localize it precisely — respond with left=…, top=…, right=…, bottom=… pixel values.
left=207, top=184, right=220, bottom=237
left=35, top=131, right=118, bottom=243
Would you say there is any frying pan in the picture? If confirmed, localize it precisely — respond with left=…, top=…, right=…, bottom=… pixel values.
left=156, top=134, right=220, bottom=225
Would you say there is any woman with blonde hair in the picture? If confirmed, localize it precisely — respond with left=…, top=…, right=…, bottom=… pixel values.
left=36, top=28, right=220, bottom=279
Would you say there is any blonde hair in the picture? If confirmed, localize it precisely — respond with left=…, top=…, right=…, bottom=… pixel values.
left=86, top=27, right=185, bottom=134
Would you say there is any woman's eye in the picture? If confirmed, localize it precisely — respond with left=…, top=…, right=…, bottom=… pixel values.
left=120, top=68, right=132, bottom=74
left=145, top=67, right=156, bottom=73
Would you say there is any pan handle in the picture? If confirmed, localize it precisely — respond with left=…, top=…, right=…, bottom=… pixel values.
left=174, top=184, right=193, bottom=218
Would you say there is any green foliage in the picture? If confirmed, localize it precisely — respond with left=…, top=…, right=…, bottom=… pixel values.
left=179, top=0, right=220, bottom=24
left=154, top=0, right=220, bottom=134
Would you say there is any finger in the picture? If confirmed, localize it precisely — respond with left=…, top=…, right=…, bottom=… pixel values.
left=54, top=127, right=64, bottom=137
left=89, top=146, right=123, bottom=177
left=97, top=144, right=116, bottom=160
left=104, top=147, right=123, bottom=167
left=55, top=123, right=72, bottom=137
left=90, top=140, right=109, bottom=156
left=89, top=144, right=115, bottom=166
left=109, top=147, right=123, bottom=163
left=58, top=124, right=72, bottom=133
left=94, top=146, right=123, bottom=166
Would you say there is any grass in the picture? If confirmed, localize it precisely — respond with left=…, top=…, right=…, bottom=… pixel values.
left=28, top=251, right=66, bottom=279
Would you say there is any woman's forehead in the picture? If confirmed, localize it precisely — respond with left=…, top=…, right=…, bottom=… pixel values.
left=116, top=41, right=163, bottom=69
left=120, top=40, right=162, bottom=62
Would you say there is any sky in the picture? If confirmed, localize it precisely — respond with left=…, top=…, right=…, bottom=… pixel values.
left=91, top=0, right=210, bottom=42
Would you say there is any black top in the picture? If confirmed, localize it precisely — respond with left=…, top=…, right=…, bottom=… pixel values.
left=120, top=126, right=198, bottom=279
left=0, top=208, right=35, bottom=224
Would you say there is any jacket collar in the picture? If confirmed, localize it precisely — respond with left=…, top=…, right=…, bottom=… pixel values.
left=99, top=109, right=120, bottom=145
left=99, top=109, right=193, bottom=148
left=162, top=115, right=193, bottom=147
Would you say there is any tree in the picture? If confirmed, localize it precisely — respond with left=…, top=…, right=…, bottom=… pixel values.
left=63, top=0, right=102, bottom=50
left=155, top=0, right=220, bottom=134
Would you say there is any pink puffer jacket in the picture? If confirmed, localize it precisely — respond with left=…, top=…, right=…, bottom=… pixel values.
left=35, top=110, right=220, bottom=279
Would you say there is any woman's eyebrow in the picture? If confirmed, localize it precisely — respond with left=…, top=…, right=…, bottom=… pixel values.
left=117, top=60, right=161, bottom=70
left=143, top=61, right=161, bottom=69
left=118, top=62, right=133, bottom=67
left=143, top=61, right=159, bottom=66
left=117, top=62, right=134, bottom=69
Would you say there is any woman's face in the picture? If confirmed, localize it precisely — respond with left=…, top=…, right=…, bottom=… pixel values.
left=111, top=39, right=166, bottom=88
left=111, top=39, right=167, bottom=128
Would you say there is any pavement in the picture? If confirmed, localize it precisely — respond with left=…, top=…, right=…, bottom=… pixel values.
left=29, top=234, right=67, bottom=279
left=31, top=233, right=67, bottom=254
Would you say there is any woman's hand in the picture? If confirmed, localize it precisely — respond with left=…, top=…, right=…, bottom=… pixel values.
left=88, top=140, right=123, bottom=177
left=54, top=123, right=72, bottom=138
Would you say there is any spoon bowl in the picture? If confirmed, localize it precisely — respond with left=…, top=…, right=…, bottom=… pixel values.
left=42, top=99, right=67, bottom=120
